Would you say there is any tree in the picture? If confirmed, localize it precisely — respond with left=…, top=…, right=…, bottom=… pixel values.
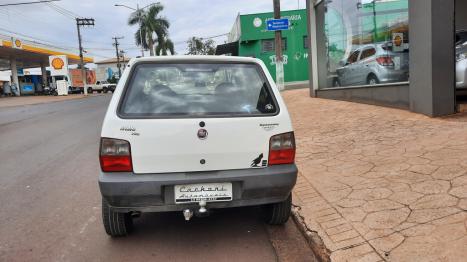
left=128, top=3, right=170, bottom=56
left=186, top=37, right=216, bottom=55
left=156, top=36, right=175, bottom=56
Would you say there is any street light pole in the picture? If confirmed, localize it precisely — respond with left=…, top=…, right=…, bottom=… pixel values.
left=76, top=18, right=94, bottom=96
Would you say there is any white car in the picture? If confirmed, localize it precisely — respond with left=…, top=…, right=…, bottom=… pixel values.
left=99, top=56, right=297, bottom=237
left=87, top=81, right=116, bottom=94
left=456, top=30, right=467, bottom=92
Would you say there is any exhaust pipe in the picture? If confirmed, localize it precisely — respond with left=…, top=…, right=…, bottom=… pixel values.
left=183, top=209, right=193, bottom=221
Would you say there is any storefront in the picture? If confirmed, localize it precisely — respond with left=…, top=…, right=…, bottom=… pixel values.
left=219, top=9, right=309, bottom=84
left=306, top=0, right=462, bottom=117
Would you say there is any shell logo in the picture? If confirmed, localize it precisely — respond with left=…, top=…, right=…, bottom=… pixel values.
left=14, top=39, right=22, bottom=48
left=51, top=57, right=65, bottom=70
left=394, top=35, right=403, bottom=47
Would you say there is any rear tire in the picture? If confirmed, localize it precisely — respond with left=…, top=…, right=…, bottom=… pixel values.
left=87, top=87, right=93, bottom=94
left=367, top=74, right=379, bottom=85
left=102, top=198, right=133, bottom=237
left=103, top=87, right=108, bottom=93
left=262, top=194, right=292, bottom=225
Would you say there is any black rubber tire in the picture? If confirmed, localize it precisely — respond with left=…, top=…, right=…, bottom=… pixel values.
left=87, top=87, right=93, bottom=94
left=103, top=88, right=108, bottom=93
left=367, top=74, right=379, bottom=85
left=262, top=194, right=292, bottom=225
left=102, top=198, right=133, bottom=237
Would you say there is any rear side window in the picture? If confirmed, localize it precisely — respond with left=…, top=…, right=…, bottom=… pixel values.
left=118, top=63, right=279, bottom=118
left=360, top=48, right=376, bottom=60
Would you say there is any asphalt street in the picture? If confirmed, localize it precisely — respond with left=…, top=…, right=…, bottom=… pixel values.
left=0, top=95, right=316, bottom=262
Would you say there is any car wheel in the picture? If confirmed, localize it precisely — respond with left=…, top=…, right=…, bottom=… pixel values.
left=102, top=198, right=133, bottom=237
left=262, top=194, right=292, bottom=225
left=333, top=78, right=341, bottom=87
left=87, top=87, right=93, bottom=94
left=103, top=88, right=108, bottom=93
left=367, top=75, right=379, bottom=85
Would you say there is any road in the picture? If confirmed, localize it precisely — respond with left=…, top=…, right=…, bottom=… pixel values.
left=0, top=95, right=316, bottom=262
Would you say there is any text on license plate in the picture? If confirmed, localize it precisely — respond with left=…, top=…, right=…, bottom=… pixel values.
left=174, top=183, right=233, bottom=204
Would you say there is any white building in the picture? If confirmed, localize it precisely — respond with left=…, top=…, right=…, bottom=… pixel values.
left=95, top=57, right=130, bottom=82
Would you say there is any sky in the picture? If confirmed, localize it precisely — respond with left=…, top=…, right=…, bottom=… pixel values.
left=0, top=0, right=306, bottom=62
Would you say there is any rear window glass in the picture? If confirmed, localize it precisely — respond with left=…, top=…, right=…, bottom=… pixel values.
left=118, top=63, right=278, bottom=118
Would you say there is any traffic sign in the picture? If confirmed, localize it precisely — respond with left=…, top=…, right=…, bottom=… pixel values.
left=266, top=18, right=289, bottom=31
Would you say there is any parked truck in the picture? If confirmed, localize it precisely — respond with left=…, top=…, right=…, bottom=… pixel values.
left=86, top=80, right=116, bottom=94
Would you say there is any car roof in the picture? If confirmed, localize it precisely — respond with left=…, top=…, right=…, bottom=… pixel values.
left=129, top=55, right=261, bottom=65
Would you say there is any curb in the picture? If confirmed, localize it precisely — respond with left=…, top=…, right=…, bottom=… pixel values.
left=291, top=205, right=331, bottom=262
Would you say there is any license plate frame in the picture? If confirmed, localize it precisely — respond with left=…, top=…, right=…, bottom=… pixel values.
left=174, top=182, right=233, bottom=204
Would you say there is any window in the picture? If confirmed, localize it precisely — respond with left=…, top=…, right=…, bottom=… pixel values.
left=119, top=63, right=278, bottom=118
left=347, top=51, right=360, bottom=64
left=322, top=0, right=409, bottom=88
left=261, top=39, right=287, bottom=53
left=360, top=48, right=376, bottom=60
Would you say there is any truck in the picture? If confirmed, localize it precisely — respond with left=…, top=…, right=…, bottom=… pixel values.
left=50, top=69, right=97, bottom=94
left=86, top=80, right=116, bottom=94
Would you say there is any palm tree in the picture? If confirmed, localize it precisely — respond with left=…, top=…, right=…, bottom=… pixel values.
left=128, top=3, right=169, bottom=56
left=156, top=36, right=175, bottom=56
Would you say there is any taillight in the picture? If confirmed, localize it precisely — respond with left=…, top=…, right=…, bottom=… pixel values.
left=99, top=138, right=133, bottom=172
left=268, top=132, right=296, bottom=165
left=376, top=56, right=394, bottom=67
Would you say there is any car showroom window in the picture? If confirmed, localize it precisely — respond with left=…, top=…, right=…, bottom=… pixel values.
left=324, top=0, right=409, bottom=88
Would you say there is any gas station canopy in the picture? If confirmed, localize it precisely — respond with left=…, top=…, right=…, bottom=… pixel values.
left=0, top=34, right=93, bottom=71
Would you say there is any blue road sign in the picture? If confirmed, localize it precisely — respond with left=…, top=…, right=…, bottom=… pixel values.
left=266, top=18, right=289, bottom=31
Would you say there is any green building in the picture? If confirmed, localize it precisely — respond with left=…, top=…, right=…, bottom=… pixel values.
left=218, top=9, right=309, bottom=83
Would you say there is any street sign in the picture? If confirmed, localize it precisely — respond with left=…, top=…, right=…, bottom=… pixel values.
left=266, top=18, right=289, bottom=31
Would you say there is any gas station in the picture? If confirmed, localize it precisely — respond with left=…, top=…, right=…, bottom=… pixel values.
left=0, top=33, right=93, bottom=96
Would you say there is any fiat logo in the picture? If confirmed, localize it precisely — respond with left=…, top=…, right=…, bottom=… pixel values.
left=197, top=129, right=208, bottom=140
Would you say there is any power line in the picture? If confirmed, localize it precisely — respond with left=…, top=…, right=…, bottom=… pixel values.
left=0, top=0, right=59, bottom=7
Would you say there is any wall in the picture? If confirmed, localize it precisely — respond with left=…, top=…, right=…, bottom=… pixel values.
left=456, top=0, right=467, bottom=30
left=317, top=84, right=410, bottom=109
left=238, top=9, right=309, bottom=83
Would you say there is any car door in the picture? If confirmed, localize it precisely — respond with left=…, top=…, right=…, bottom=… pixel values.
left=345, top=50, right=361, bottom=86
left=103, top=61, right=293, bottom=174
left=356, top=47, right=376, bottom=85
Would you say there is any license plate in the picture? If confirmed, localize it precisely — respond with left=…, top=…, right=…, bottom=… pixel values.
left=174, top=183, right=232, bottom=204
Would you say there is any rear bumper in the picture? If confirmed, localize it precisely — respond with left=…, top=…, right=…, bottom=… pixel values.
left=99, top=164, right=297, bottom=212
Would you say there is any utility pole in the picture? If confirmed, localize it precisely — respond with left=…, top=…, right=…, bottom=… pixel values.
left=273, top=0, right=284, bottom=90
left=113, top=36, right=124, bottom=79
left=76, top=18, right=94, bottom=95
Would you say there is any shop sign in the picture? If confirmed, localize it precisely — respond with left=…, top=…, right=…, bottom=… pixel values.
left=269, top=55, right=289, bottom=65
left=11, top=37, right=23, bottom=49
left=49, top=55, right=69, bottom=76
left=392, top=33, right=404, bottom=52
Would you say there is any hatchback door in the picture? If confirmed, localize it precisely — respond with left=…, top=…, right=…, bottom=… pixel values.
left=112, top=62, right=286, bottom=174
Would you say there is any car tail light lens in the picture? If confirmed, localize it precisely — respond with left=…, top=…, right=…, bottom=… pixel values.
left=100, top=138, right=133, bottom=172
left=269, top=132, right=296, bottom=165
left=376, top=56, right=394, bottom=67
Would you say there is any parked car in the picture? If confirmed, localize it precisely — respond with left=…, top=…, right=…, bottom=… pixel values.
left=99, top=56, right=297, bottom=237
left=456, top=30, right=467, bottom=93
left=334, top=42, right=409, bottom=87
left=87, top=81, right=116, bottom=94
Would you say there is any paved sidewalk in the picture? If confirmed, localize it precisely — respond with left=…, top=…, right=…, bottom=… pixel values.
left=283, top=89, right=467, bottom=262
left=0, top=94, right=104, bottom=108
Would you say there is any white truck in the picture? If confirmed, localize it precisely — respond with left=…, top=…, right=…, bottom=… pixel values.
left=87, top=81, right=116, bottom=94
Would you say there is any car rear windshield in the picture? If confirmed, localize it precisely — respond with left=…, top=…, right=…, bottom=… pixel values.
left=118, top=62, right=278, bottom=118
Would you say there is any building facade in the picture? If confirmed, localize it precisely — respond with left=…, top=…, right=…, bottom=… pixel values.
left=306, top=0, right=466, bottom=117
left=224, top=9, right=309, bottom=83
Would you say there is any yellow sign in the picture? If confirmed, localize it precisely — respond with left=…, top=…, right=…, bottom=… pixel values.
left=51, top=57, right=65, bottom=70
left=12, top=37, right=22, bottom=49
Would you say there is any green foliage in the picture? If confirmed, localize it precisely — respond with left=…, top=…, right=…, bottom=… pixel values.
left=186, top=37, right=216, bottom=55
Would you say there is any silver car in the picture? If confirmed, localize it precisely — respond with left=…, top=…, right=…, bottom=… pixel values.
left=334, top=43, right=409, bottom=87
left=456, top=30, right=467, bottom=92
